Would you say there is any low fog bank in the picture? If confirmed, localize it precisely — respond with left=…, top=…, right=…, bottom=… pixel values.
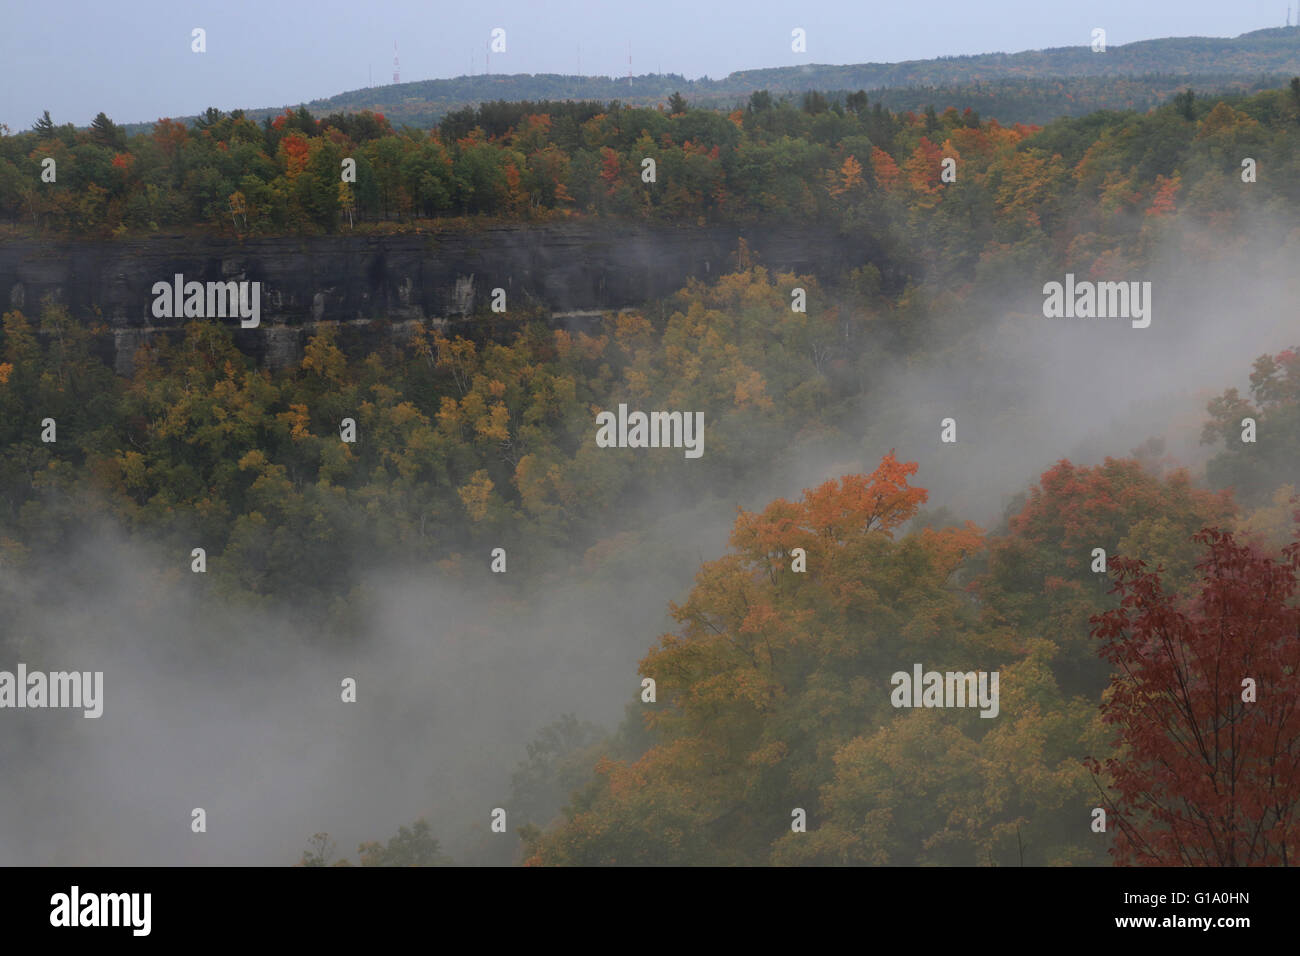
left=839, top=224, right=1300, bottom=528
left=0, top=501, right=740, bottom=865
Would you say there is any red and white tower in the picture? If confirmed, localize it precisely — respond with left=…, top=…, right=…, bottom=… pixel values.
left=393, top=42, right=400, bottom=85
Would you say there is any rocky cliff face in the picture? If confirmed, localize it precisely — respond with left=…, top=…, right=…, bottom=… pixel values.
left=0, top=221, right=886, bottom=373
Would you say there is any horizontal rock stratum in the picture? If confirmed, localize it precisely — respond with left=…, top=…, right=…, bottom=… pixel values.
left=1, top=221, right=891, bottom=372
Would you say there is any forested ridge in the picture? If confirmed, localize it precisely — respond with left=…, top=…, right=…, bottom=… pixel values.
left=99, top=25, right=1300, bottom=131
left=5, top=79, right=1300, bottom=252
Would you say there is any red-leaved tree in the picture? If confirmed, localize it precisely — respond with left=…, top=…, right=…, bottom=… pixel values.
left=1088, top=527, right=1300, bottom=865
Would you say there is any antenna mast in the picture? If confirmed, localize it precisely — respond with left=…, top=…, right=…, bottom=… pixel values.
left=393, top=42, right=400, bottom=84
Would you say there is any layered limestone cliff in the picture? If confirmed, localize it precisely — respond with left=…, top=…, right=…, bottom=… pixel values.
left=0, top=221, right=887, bottom=373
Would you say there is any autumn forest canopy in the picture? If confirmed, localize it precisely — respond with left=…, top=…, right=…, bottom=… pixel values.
left=2, top=71, right=1300, bottom=868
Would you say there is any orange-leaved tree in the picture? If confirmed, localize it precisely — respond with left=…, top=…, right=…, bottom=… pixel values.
left=524, top=454, right=991, bottom=865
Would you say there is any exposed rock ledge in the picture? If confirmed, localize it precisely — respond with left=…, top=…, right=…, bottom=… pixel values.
left=1, top=221, right=887, bottom=372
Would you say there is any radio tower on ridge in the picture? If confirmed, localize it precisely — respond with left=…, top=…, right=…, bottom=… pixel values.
left=393, top=42, right=401, bottom=85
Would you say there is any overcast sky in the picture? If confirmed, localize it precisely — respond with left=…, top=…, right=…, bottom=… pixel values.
left=0, top=0, right=1292, bottom=129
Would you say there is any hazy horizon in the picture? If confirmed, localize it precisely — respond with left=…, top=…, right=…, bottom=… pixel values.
left=0, top=0, right=1293, bottom=129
